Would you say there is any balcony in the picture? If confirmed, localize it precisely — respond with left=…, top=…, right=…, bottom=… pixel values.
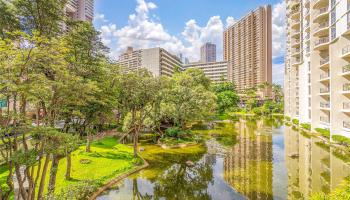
left=314, top=22, right=329, bottom=37
left=313, top=0, right=328, bottom=9
left=314, top=7, right=329, bottom=23
left=343, top=83, right=350, bottom=94
left=320, top=116, right=330, bottom=124
left=343, top=14, right=350, bottom=36
left=305, top=0, right=310, bottom=7
left=290, top=7, right=301, bottom=19
left=319, top=87, right=330, bottom=95
left=344, top=121, right=350, bottom=130
left=342, top=102, right=350, bottom=113
left=291, top=58, right=302, bottom=66
left=291, top=20, right=300, bottom=29
left=291, top=30, right=300, bottom=38
left=342, top=64, right=350, bottom=76
left=342, top=45, right=350, bottom=58
left=292, top=48, right=300, bottom=57
left=292, top=39, right=301, bottom=48
left=314, top=37, right=329, bottom=51
left=319, top=72, right=330, bottom=82
left=320, top=57, right=330, bottom=68
left=320, top=102, right=330, bottom=110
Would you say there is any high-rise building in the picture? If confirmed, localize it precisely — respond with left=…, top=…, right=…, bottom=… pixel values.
left=117, top=47, right=183, bottom=77
left=223, top=5, right=272, bottom=94
left=65, top=0, right=94, bottom=22
left=183, top=61, right=228, bottom=83
left=284, top=0, right=350, bottom=138
left=200, top=42, right=217, bottom=63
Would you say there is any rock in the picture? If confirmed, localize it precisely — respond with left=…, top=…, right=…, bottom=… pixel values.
left=186, top=161, right=195, bottom=167
left=139, top=147, right=145, bottom=151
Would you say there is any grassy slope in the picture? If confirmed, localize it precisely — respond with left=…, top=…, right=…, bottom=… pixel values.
left=50, top=137, right=136, bottom=194
left=1, top=137, right=137, bottom=197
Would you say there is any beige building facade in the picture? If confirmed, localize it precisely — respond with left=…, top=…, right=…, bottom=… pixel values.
left=66, top=0, right=94, bottom=22
left=223, top=5, right=272, bottom=93
left=183, top=61, right=228, bottom=83
left=285, top=0, right=350, bottom=138
left=116, top=47, right=183, bottom=77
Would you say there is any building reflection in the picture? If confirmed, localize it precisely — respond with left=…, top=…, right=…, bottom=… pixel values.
left=224, top=117, right=273, bottom=199
left=285, top=126, right=350, bottom=199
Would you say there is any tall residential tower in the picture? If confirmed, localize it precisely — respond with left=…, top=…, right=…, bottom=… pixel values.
left=223, top=5, right=272, bottom=94
left=200, top=42, right=217, bottom=63
left=284, top=0, right=350, bottom=138
left=65, top=0, right=94, bottom=22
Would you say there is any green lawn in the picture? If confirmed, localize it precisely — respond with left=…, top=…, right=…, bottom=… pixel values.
left=1, top=137, right=138, bottom=197
left=46, top=137, right=137, bottom=195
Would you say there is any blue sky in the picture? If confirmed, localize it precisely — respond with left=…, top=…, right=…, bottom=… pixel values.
left=94, top=0, right=286, bottom=85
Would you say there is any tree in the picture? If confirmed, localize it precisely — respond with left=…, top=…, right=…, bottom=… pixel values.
left=161, top=69, right=216, bottom=128
left=12, top=0, right=67, bottom=36
left=212, top=82, right=239, bottom=113
left=117, top=69, right=160, bottom=157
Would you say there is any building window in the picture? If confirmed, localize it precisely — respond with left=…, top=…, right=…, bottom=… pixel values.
left=309, top=110, right=311, bottom=119
left=331, top=0, right=336, bottom=8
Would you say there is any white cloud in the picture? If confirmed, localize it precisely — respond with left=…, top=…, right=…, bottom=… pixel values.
left=226, top=16, right=236, bottom=28
left=272, top=1, right=286, bottom=59
left=94, top=13, right=107, bottom=22
left=273, top=62, right=285, bottom=85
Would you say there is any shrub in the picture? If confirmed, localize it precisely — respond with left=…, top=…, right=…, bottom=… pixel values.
left=165, top=127, right=192, bottom=139
left=315, top=128, right=330, bottom=139
left=46, top=180, right=100, bottom=200
left=292, top=119, right=299, bottom=125
left=301, top=123, right=311, bottom=131
left=332, top=135, right=350, bottom=146
left=252, top=107, right=262, bottom=115
left=285, top=116, right=291, bottom=121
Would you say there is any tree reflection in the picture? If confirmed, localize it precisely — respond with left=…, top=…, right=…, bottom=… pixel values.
left=131, top=154, right=215, bottom=200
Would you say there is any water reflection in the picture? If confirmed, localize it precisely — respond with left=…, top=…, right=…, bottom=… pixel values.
left=98, top=117, right=350, bottom=200
left=224, top=117, right=273, bottom=199
left=285, top=127, right=350, bottom=199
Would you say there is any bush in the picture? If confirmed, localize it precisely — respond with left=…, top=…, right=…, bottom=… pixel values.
left=301, top=123, right=311, bottom=131
left=311, top=178, right=350, bottom=200
left=165, top=127, right=192, bottom=139
left=285, top=116, right=291, bottom=121
left=252, top=107, right=262, bottom=115
left=45, top=180, right=100, bottom=200
left=292, top=119, right=299, bottom=125
left=332, top=135, right=350, bottom=146
left=315, top=128, right=330, bottom=139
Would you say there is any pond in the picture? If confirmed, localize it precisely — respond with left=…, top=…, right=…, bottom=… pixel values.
left=97, top=116, right=350, bottom=200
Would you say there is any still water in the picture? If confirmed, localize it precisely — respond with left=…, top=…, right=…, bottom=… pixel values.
left=97, top=117, right=350, bottom=200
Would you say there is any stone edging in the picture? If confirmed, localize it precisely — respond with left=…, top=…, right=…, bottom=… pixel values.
left=158, top=142, right=198, bottom=149
left=88, top=156, right=149, bottom=200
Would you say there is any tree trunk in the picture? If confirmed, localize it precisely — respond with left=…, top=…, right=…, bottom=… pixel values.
left=38, top=155, right=50, bottom=200
left=86, top=134, right=91, bottom=153
left=65, top=151, right=71, bottom=180
left=133, top=129, right=139, bottom=157
left=48, top=155, right=60, bottom=195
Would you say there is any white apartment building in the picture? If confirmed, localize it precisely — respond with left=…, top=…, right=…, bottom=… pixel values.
left=116, top=47, right=183, bottom=77
left=65, top=0, right=94, bottom=22
left=183, top=61, right=228, bottom=83
left=285, top=0, right=350, bottom=138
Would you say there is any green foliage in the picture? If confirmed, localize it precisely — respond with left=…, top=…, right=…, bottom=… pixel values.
left=301, top=123, right=311, bottom=131
left=315, top=128, right=330, bottom=139
left=332, top=135, right=350, bottom=146
left=164, top=127, right=192, bottom=139
left=159, top=69, right=216, bottom=128
left=285, top=116, right=291, bottom=121
left=311, top=177, right=350, bottom=200
left=212, top=82, right=239, bottom=114
left=45, top=180, right=100, bottom=200
left=292, top=119, right=299, bottom=125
